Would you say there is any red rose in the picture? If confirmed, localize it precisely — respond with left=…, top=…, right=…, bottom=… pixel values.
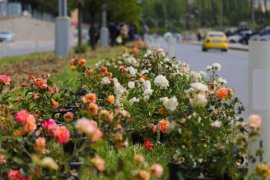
left=143, top=140, right=154, bottom=151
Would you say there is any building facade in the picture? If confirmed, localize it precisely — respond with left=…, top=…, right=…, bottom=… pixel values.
left=0, top=0, right=22, bottom=18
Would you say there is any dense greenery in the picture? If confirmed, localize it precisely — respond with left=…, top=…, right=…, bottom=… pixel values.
left=142, top=0, right=270, bottom=31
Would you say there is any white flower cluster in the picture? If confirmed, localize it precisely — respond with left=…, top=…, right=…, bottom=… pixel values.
left=217, top=77, right=227, bottom=84
left=156, top=48, right=166, bottom=58
left=160, top=96, right=179, bottom=112
left=127, top=66, right=137, bottom=77
left=113, top=78, right=127, bottom=106
left=121, top=53, right=138, bottom=66
left=206, top=63, right=221, bottom=72
left=101, top=77, right=111, bottom=85
left=213, top=63, right=221, bottom=71
left=188, top=82, right=209, bottom=108
left=211, top=120, right=222, bottom=128
left=140, top=69, right=149, bottom=75
left=154, top=75, right=169, bottom=89
left=129, top=97, right=140, bottom=105
left=142, top=79, right=153, bottom=101
left=190, top=71, right=202, bottom=82
left=144, top=50, right=152, bottom=57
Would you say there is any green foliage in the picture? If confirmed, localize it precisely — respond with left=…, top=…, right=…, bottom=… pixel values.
left=74, top=44, right=89, bottom=54
left=141, top=0, right=263, bottom=30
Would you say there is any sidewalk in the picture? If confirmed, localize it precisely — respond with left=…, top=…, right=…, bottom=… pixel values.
left=182, top=41, right=249, bottom=51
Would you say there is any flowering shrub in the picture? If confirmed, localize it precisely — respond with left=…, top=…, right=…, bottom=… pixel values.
left=0, top=43, right=264, bottom=179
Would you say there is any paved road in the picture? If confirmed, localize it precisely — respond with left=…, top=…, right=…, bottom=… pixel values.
left=0, top=39, right=76, bottom=58
left=150, top=38, right=249, bottom=117
left=0, top=41, right=54, bottom=58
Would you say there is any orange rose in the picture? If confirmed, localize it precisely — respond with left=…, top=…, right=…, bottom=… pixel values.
left=158, top=119, right=170, bottom=134
left=86, top=69, right=94, bottom=76
left=100, top=67, right=107, bottom=73
left=140, top=75, right=147, bottom=80
left=35, top=137, right=46, bottom=153
left=63, top=112, right=74, bottom=122
left=107, top=95, right=115, bottom=105
left=51, top=99, right=59, bottom=109
left=216, top=87, right=228, bottom=99
left=82, top=93, right=96, bottom=103
left=25, top=114, right=37, bottom=132
left=88, top=103, right=98, bottom=115
left=79, top=58, right=86, bottom=66
left=130, top=47, right=139, bottom=55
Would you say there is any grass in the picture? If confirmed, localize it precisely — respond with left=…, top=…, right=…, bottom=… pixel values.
left=54, top=47, right=119, bottom=88
left=80, top=142, right=175, bottom=180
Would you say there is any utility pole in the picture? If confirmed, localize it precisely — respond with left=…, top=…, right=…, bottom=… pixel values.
left=55, top=0, right=70, bottom=56
left=100, top=3, right=109, bottom=48
left=78, top=0, right=83, bottom=47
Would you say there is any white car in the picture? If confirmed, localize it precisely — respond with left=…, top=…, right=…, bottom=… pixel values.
left=0, top=31, right=15, bottom=42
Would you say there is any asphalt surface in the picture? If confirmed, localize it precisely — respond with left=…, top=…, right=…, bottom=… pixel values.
left=0, top=41, right=54, bottom=58
left=150, top=39, right=249, bottom=117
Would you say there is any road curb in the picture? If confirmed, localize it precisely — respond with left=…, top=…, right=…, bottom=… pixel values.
left=181, top=41, right=249, bottom=51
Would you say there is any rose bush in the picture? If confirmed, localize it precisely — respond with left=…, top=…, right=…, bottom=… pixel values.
left=0, top=41, right=265, bottom=179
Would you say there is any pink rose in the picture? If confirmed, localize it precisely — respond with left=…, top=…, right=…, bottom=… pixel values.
left=14, top=110, right=29, bottom=125
left=33, top=94, right=39, bottom=100
left=54, top=126, right=70, bottom=144
left=91, top=155, right=105, bottom=172
left=25, top=114, right=37, bottom=132
left=248, top=114, right=262, bottom=129
left=8, top=169, right=21, bottom=180
left=76, top=118, right=102, bottom=142
left=0, top=74, right=11, bottom=85
left=42, top=119, right=58, bottom=134
left=91, top=129, right=103, bottom=142
left=151, top=164, right=163, bottom=177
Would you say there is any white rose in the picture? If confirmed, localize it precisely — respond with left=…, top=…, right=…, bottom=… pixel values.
left=213, top=63, right=221, bottom=71
left=129, top=97, right=140, bottom=105
left=160, top=96, right=179, bottom=112
left=101, top=77, right=111, bottom=85
left=211, top=120, right=222, bottom=128
left=191, top=82, right=209, bottom=93
left=154, top=75, right=169, bottom=89
left=128, top=81, right=135, bottom=89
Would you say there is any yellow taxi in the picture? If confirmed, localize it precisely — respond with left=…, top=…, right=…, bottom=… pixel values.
left=202, top=31, right=228, bottom=52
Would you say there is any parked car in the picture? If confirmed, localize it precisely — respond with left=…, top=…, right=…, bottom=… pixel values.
left=0, top=31, right=15, bottom=42
left=227, top=30, right=252, bottom=43
left=239, top=31, right=258, bottom=45
left=249, top=26, right=270, bottom=41
left=202, top=31, right=228, bottom=52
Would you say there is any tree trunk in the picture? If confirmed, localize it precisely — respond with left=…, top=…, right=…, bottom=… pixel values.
left=89, top=12, right=96, bottom=50
left=264, top=0, right=269, bottom=18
